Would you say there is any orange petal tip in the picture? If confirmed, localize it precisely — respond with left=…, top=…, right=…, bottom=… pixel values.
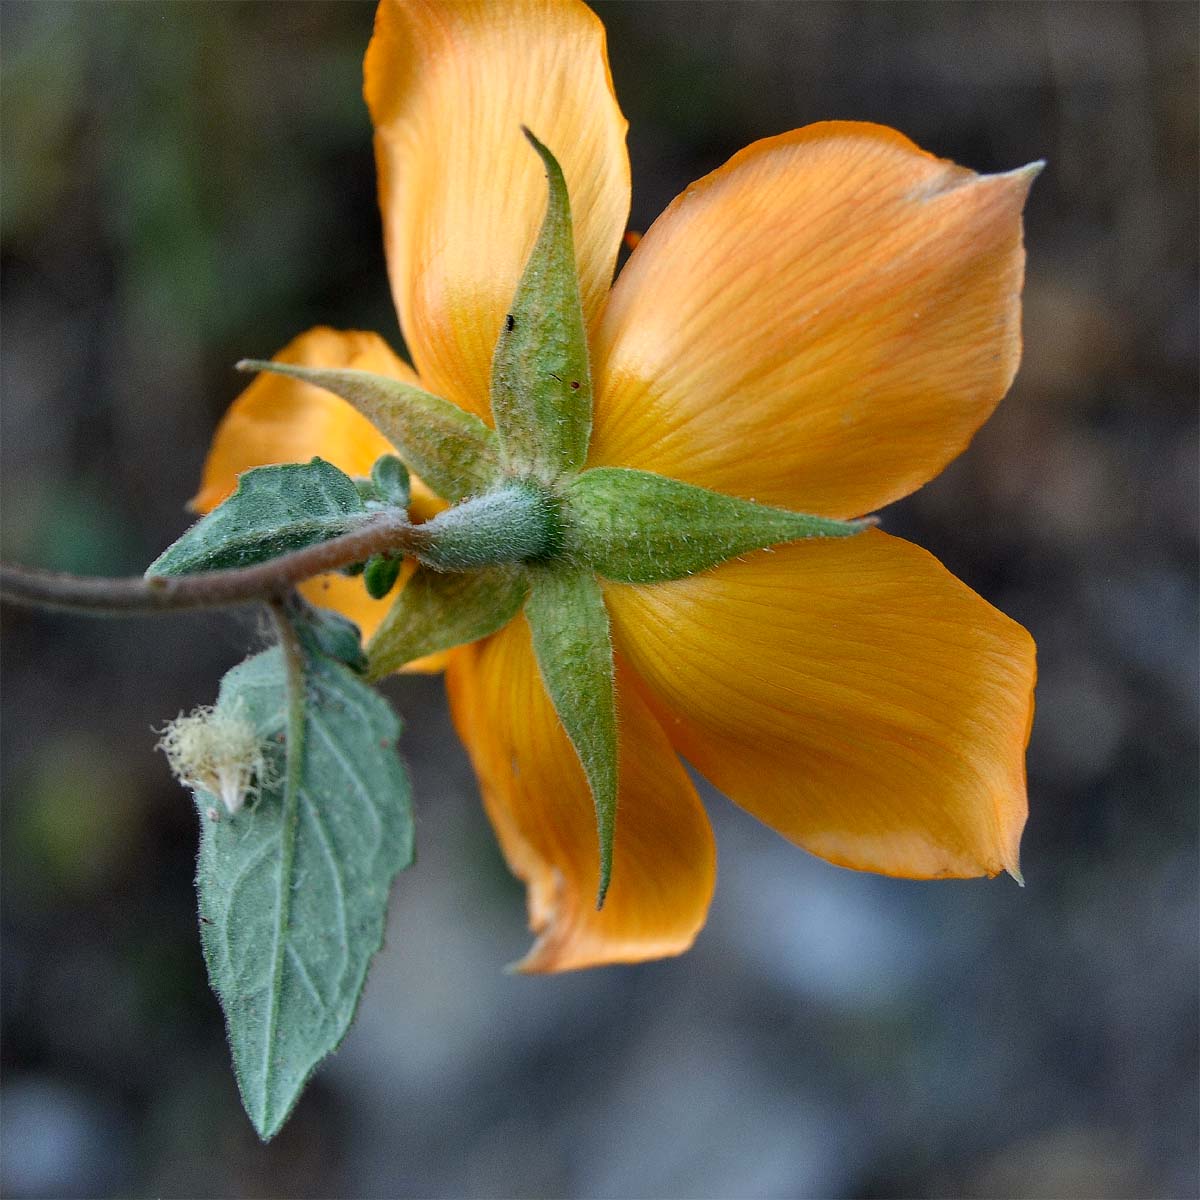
left=989, top=159, right=1044, bottom=196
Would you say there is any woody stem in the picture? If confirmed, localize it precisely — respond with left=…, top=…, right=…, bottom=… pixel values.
left=0, top=511, right=417, bottom=617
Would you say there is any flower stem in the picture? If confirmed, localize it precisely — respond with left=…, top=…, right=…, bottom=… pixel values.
left=413, top=483, right=561, bottom=571
left=0, top=511, right=416, bottom=617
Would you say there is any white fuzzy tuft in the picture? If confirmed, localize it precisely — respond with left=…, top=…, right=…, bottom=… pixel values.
left=157, top=699, right=267, bottom=816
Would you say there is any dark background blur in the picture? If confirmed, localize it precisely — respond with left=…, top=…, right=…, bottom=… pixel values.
left=2, top=3, right=1196, bottom=1197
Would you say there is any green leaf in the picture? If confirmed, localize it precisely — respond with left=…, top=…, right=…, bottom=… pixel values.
left=288, top=596, right=367, bottom=675
left=489, top=130, right=592, bottom=482
left=524, top=567, right=616, bottom=907
left=194, top=643, right=413, bottom=1140
left=564, top=467, right=874, bottom=584
left=148, top=458, right=368, bottom=576
left=369, top=455, right=411, bottom=508
left=366, top=564, right=528, bottom=680
left=363, top=554, right=402, bottom=600
left=236, top=361, right=499, bottom=503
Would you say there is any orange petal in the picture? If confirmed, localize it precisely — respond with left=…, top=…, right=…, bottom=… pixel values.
left=294, top=573, right=393, bottom=648
left=193, top=326, right=442, bottom=643
left=365, top=0, right=630, bottom=420
left=606, top=529, right=1035, bottom=880
left=589, top=122, right=1036, bottom=518
left=446, top=616, right=715, bottom=972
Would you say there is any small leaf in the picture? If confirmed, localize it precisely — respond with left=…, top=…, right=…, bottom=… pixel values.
left=288, top=596, right=367, bottom=674
left=236, top=361, right=499, bottom=503
left=363, top=554, right=402, bottom=600
left=370, top=455, right=411, bottom=508
left=148, top=458, right=368, bottom=576
left=353, top=478, right=380, bottom=505
left=564, top=467, right=873, bottom=584
left=524, top=567, right=616, bottom=906
left=489, top=130, right=592, bottom=482
left=195, top=643, right=413, bottom=1140
left=366, top=564, right=528, bottom=680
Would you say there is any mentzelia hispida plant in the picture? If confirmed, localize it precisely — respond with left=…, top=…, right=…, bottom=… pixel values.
left=4, top=0, right=1039, bottom=1140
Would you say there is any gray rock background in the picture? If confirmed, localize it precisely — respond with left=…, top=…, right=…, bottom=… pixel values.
left=2, top=3, right=1196, bottom=1197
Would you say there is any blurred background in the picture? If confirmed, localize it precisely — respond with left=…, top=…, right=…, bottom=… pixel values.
left=2, top=2, right=1196, bottom=1197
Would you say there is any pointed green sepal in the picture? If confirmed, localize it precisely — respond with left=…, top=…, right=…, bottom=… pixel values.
left=564, top=467, right=874, bottom=584
left=489, top=130, right=593, bottom=482
left=366, top=564, right=528, bottom=680
left=148, top=458, right=369, bottom=576
left=235, top=361, right=500, bottom=503
left=524, top=567, right=617, bottom=907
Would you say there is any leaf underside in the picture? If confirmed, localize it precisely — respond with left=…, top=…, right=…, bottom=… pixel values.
left=195, top=643, right=413, bottom=1140
left=149, top=458, right=368, bottom=576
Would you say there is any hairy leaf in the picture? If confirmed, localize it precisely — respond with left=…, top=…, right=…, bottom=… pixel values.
left=490, top=130, right=593, bottom=482
left=564, top=467, right=873, bottom=584
left=195, top=644, right=413, bottom=1140
left=366, top=564, right=528, bottom=680
left=148, top=458, right=369, bottom=576
left=524, top=567, right=617, bottom=906
left=369, top=455, right=411, bottom=508
left=289, top=597, right=367, bottom=675
left=237, top=361, right=499, bottom=503
left=363, top=554, right=403, bottom=600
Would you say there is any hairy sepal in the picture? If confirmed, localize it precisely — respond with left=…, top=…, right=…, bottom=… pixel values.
left=564, top=467, right=873, bottom=583
left=524, top=567, right=617, bottom=907
left=367, top=564, right=529, bottom=680
left=489, top=131, right=593, bottom=482
left=236, top=361, right=500, bottom=503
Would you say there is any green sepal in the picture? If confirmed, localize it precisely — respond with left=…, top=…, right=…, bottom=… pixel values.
left=288, top=595, right=367, bottom=674
left=524, top=567, right=617, bottom=908
left=195, top=641, right=413, bottom=1140
left=148, top=458, right=368, bottom=576
left=236, top=361, right=500, bottom=503
left=564, top=467, right=874, bottom=584
left=363, top=555, right=402, bottom=600
left=489, top=130, right=592, bottom=482
left=370, top=455, right=411, bottom=508
left=366, top=564, right=528, bottom=681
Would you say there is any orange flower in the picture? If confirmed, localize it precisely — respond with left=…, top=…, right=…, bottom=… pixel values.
left=196, top=0, right=1037, bottom=972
